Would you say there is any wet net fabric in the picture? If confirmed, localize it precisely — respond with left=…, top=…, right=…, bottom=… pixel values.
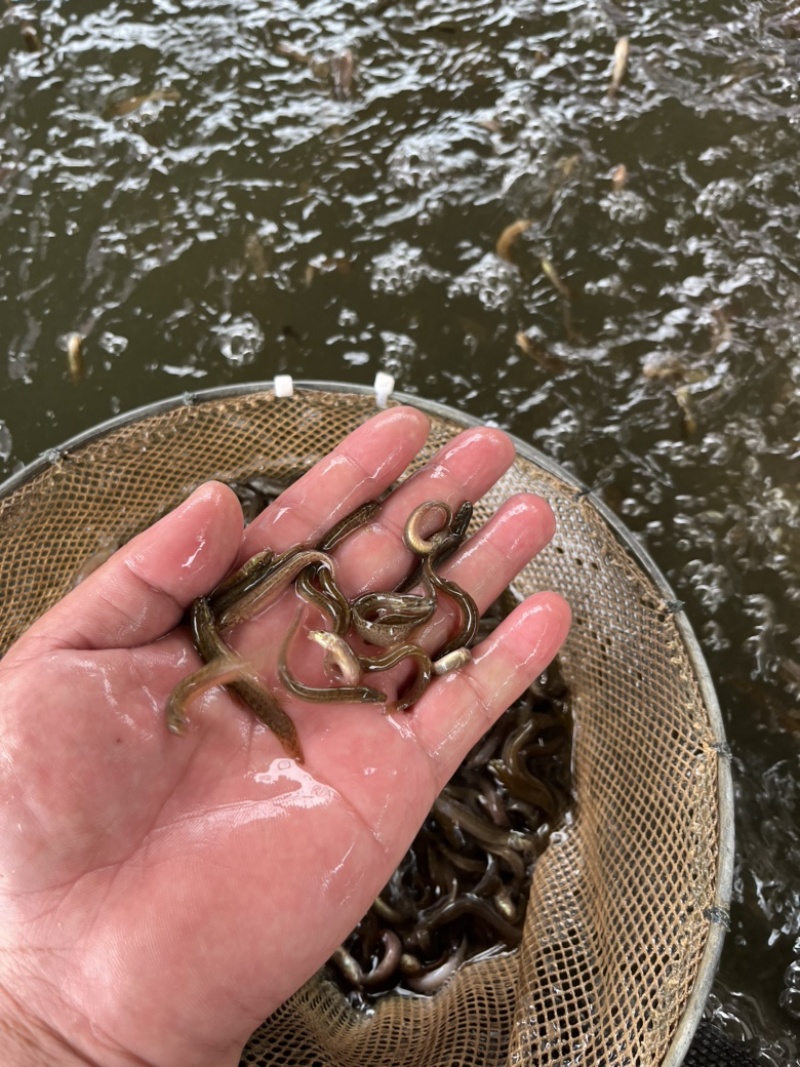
left=0, top=387, right=727, bottom=1067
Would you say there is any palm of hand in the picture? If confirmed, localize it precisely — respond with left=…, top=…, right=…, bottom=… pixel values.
left=0, top=407, right=569, bottom=1067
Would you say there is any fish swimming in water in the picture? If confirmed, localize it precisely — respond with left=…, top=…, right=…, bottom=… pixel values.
left=104, top=88, right=181, bottom=119
left=607, top=37, right=629, bottom=98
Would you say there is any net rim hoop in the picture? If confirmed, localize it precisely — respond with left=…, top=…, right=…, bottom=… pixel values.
left=0, top=379, right=734, bottom=1067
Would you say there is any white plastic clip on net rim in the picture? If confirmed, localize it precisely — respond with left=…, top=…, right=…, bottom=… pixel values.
left=274, top=375, right=294, bottom=398
left=374, top=372, right=395, bottom=409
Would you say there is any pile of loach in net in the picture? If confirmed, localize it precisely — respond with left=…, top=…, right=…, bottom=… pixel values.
left=220, top=476, right=573, bottom=1006
left=331, top=644, right=572, bottom=1005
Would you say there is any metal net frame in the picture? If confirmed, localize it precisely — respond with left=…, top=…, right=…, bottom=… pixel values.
left=0, top=383, right=734, bottom=1067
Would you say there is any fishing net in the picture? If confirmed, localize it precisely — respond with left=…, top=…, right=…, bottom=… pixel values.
left=0, top=383, right=733, bottom=1067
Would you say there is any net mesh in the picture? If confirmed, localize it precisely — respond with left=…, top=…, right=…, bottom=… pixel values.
left=0, top=387, right=726, bottom=1067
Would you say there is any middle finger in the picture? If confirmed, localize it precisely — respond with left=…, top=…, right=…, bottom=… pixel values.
left=330, top=426, right=517, bottom=600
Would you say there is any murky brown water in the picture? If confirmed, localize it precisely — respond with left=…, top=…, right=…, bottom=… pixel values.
left=1, top=0, right=798, bottom=1061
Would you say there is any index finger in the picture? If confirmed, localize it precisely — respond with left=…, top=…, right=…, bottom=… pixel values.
left=238, top=405, right=431, bottom=559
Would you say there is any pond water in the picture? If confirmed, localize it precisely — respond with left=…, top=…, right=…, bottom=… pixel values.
left=1, top=0, right=798, bottom=1062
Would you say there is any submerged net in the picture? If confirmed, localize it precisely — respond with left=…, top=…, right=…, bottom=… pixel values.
left=0, top=385, right=731, bottom=1067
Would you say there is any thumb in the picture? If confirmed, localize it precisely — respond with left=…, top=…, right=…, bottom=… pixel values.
left=21, top=482, right=243, bottom=652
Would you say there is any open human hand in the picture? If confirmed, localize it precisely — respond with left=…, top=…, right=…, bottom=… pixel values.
left=0, top=405, right=570, bottom=1067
